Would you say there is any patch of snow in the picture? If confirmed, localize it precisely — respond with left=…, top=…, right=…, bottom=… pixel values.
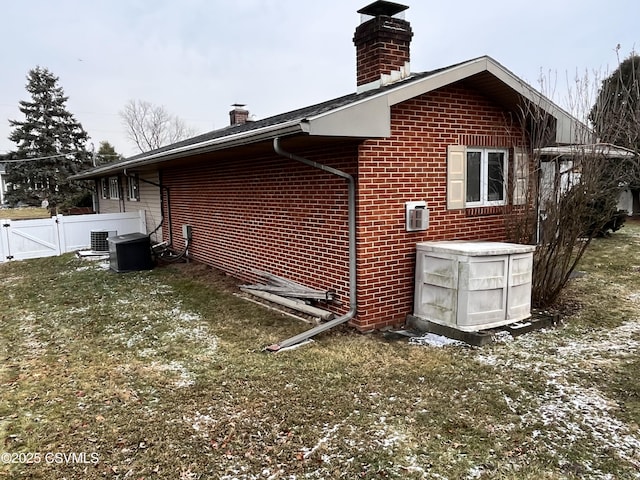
left=302, top=422, right=343, bottom=459
left=186, top=411, right=217, bottom=437
left=492, top=331, right=513, bottom=343
left=472, top=320, right=640, bottom=473
left=409, top=333, right=465, bottom=348
left=18, top=314, right=46, bottom=357
left=151, top=360, right=195, bottom=388
left=0, top=275, right=23, bottom=286
left=533, top=377, right=640, bottom=464
left=466, top=466, right=485, bottom=479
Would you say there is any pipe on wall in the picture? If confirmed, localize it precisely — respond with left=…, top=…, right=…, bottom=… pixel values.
left=267, top=137, right=357, bottom=350
left=124, top=168, right=172, bottom=244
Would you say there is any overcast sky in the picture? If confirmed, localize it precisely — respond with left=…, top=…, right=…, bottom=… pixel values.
left=0, top=0, right=637, bottom=157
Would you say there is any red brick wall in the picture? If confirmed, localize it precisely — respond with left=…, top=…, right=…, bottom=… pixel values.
left=161, top=143, right=358, bottom=313
left=354, top=83, right=525, bottom=331
left=160, top=82, right=525, bottom=333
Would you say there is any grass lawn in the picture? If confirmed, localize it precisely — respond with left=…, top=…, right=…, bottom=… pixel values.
left=2, top=222, right=640, bottom=479
left=0, top=207, right=50, bottom=220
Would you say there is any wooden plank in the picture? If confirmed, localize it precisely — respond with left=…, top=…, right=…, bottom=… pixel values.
left=241, top=288, right=335, bottom=321
left=240, top=284, right=334, bottom=300
left=251, top=269, right=332, bottom=293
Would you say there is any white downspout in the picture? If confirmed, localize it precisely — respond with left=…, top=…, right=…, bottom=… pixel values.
left=266, top=137, right=357, bottom=351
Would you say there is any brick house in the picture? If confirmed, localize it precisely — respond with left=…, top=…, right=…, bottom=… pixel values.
left=71, top=1, right=582, bottom=343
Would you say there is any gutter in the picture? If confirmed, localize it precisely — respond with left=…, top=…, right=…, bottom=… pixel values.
left=265, top=137, right=357, bottom=351
left=70, top=121, right=305, bottom=181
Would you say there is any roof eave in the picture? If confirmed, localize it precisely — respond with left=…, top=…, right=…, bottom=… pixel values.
left=72, top=56, right=593, bottom=181
left=305, top=56, right=588, bottom=144
left=70, top=121, right=307, bottom=180
left=536, top=143, right=638, bottom=159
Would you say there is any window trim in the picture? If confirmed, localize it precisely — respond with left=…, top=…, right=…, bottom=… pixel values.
left=465, top=147, right=508, bottom=207
left=100, top=178, right=110, bottom=199
left=108, top=176, right=120, bottom=200
left=127, top=174, right=139, bottom=201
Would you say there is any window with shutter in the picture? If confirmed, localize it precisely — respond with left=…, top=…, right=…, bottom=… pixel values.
left=447, top=146, right=511, bottom=209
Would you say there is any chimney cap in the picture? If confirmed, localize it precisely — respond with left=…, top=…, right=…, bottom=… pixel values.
left=357, top=1, right=408, bottom=17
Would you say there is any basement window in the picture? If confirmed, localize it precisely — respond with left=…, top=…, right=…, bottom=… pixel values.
left=465, top=148, right=507, bottom=206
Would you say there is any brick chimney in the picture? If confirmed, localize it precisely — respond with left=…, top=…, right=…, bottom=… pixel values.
left=353, top=1, right=413, bottom=93
left=229, top=104, right=249, bottom=126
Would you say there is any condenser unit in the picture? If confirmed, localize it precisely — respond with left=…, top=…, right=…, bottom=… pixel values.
left=90, top=230, right=116, bottom=252
left=108, top=233, right=153, bottom=273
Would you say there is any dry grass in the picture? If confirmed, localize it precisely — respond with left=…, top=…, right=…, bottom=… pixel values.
left=1, top=223, right=640, bottom=479
left=0, top=207, right=50, bottom=220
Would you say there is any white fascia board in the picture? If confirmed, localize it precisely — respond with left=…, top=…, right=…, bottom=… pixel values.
left=70, top=120, right=305, bottom=180
left=305, top=56, right=581, bottom=140
left=385, top=57, right=492, bottom=105
left=536, top=144, right=637, bottom=159
left=319, top=55, right=588, bottom=146
left=483, top=60, right=590, bottom=144
left=302, top=62, right=495, bottom=139
left=305, top=95, right=391, bottom=137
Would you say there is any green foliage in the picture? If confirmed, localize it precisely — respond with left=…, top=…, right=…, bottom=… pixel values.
left=590, top=53, right=640, bottom=154
left=94, top=140, right=122, bottom=166
left=5, top=66, right=92, bottom=209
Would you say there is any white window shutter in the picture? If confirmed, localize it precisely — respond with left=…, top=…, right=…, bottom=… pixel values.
left=447, top=145, right=466, bottom=210
left=513, top=148, right=529, bottom=205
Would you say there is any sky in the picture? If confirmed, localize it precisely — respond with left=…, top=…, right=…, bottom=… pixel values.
left=0, top=0, right=638, bottom=158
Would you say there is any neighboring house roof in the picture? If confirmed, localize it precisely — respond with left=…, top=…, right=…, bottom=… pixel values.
left=536, top=143, right=637, bottom=159
left=71, top=55, right=585, bottom=180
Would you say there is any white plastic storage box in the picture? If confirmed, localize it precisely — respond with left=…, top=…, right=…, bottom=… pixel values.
left=414, top=241, right=536, bottom=332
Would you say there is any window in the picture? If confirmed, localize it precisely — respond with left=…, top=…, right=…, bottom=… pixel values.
left=101, top=178, right=109, bottom=199
left=465, top=148, right=507, bottom=206
left=127, top=174, right=139, bottom=201
left=108, top=176, right=120, bottom=199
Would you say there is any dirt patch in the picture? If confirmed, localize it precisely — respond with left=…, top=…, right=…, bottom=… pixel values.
left=159, top=261, right=242, bottom=293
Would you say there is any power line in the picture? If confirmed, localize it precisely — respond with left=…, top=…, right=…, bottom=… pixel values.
left=0, top=153, right=122, bottom=164
left=1, top=153, right=69, bottom=163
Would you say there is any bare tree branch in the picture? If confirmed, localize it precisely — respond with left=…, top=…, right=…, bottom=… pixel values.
left=505, top=58, right=640, bottom=308
left=120, top=99, right=197, bottom=153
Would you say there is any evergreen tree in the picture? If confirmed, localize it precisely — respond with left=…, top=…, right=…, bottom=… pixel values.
left=94, top=141, right=122, bottom=166
left=590, top=53, right=640, bottom=153
left=6, top=66, right=92, bottom=208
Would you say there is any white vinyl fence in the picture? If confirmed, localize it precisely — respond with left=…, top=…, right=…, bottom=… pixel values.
left=0, top=210, right=146, bottom=262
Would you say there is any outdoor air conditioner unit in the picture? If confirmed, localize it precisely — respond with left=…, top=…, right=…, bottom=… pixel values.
left=91, top=230, right=116, bottom=252
left=108, top=232, right=153, bottom=273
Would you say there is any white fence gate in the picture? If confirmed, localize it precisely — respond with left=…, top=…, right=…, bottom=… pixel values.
left=0, top=211, right=146, bottom=262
